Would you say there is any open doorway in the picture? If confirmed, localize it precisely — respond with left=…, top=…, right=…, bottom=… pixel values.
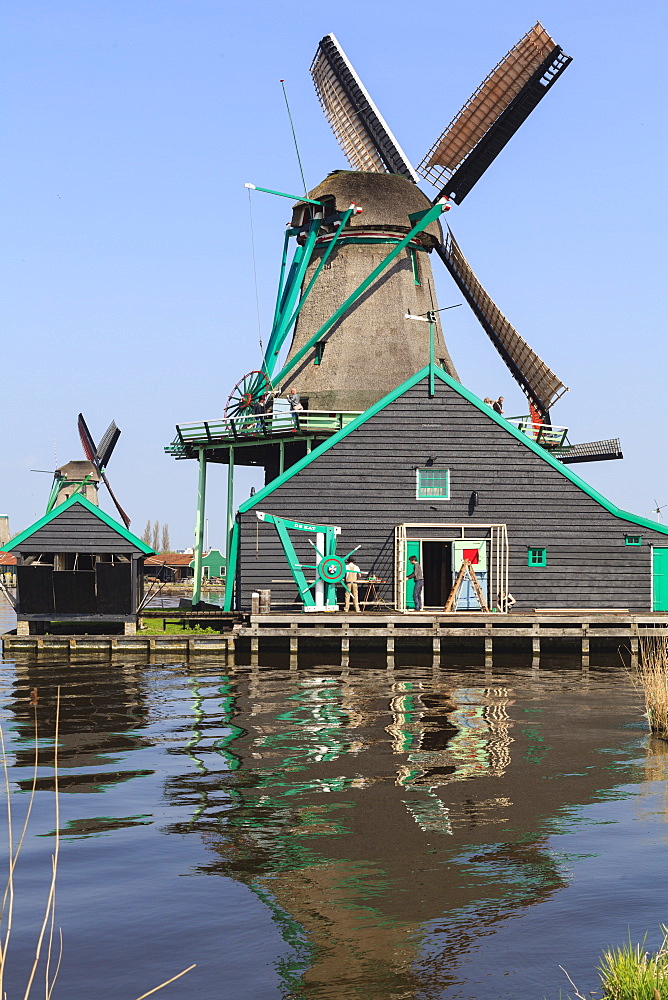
left=422, top=542, right=452, bottom=608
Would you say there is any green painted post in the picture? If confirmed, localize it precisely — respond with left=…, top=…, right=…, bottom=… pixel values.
left=223, top=520, right=239, bottom=612
left=192, top=448, right=207, bottom=606
left=226, top=446, right=235, bottom=560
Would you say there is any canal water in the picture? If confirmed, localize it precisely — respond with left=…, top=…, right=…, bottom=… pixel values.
left=0, top=639, right=667, bottom=1000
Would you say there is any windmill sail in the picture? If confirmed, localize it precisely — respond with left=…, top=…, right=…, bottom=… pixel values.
left=437, top=227, right=568, bottom=415
left=311, top=34, right=419, bottom=181
left=418, top=23, right=571, bottom=203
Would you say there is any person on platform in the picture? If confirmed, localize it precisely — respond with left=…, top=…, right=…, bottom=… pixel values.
left=344, top=559, right=362, bottom=613
left=493, top=396, right=504, bottom=415
left=287, top=389, right=303, bottom=411
left=407, top=555, right=424, bottom=611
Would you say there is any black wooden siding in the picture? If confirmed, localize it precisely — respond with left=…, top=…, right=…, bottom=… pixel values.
left=237, top=376, right=668, bottom=611
left=16, top=505, right=145, bottom=554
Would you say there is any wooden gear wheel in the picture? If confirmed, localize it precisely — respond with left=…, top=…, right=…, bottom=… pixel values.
left=224, top=371, right=272, bottom=419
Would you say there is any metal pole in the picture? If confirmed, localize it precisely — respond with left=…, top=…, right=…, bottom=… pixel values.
left=314, top=532, right=325, bottom=610
left=226, top=446, right=235, bottom=560
left=279, top=440, right=285, bottom=476
left=192, top=448, right=207, bottom=606
left=429, top=315, right=435, bottom=397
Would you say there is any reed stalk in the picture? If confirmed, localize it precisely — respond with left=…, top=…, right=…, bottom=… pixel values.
left=631, top=635, right=668, bottom=737
left=0, top=690, right=194, bottom=997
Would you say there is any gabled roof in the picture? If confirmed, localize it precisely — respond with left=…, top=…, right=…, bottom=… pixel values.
left=0, top=493, right=155, bottom=554
left=238, top=364, right=668, bottom=537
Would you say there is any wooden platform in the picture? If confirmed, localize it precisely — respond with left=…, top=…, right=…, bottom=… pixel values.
left=3, top=611, right=668, bottom=664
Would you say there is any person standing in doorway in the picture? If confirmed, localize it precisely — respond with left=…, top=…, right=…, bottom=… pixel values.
left=344, top=559, right=361, bottom=613
left=407, top=555, right=424, bottom=611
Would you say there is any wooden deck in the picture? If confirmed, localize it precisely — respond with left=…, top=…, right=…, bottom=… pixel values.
left=3, top=611, right=668, bottom=664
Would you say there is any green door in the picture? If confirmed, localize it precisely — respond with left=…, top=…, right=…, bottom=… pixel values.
left=405, top=540, right=421, bottom=609
left=653, top=548, right=668, bottom=611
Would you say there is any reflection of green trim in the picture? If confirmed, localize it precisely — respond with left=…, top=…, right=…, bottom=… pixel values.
left=238, top=366, right=668, bottom=537
left=1, top=492, right=154, bottom=554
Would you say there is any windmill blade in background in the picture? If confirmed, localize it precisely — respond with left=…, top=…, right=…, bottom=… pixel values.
left=99, top=470, right=131, bottom=529
left=436, top=227, right=568, bottom=417
left=77, top=412, right=131, bottom=528
left=311, top=34, right=419, bottom=181
left=418, top=23, right=571, bottom=204
left=77, top=413, right=97, bottom=463
left=96, top=420, right=121, bottom=469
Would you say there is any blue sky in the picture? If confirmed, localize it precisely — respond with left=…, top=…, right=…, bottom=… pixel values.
left=3, top=0, right=667, bottom=548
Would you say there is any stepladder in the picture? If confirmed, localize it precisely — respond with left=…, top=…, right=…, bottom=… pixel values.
left=444, top=559, right=490, bottom=613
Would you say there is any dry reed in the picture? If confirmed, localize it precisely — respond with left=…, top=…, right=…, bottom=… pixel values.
left=0, top=690, right=195, bottom=998
left=630, top=635, right=668, bottom=737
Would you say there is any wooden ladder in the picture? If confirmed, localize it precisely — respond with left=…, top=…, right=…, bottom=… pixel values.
left=444, top=559, right=490, bottom=613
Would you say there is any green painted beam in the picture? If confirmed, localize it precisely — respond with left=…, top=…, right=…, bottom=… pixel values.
left=245, top=184, right=323, bottom=206
left=271, top=202, right=447, bottom=387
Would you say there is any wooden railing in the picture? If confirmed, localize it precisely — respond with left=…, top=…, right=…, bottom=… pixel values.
left=506, top=416, right=569, bottom=449
left=167, top=410, right=363, bottom=456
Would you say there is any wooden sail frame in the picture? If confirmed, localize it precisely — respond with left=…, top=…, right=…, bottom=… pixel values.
left=418, top=23, right=571, bottom=202
left=310, top=34, right=419, bottom=181
left=437, top=227, right=568, bottom=415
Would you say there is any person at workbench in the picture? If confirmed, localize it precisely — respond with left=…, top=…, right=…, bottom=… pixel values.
left=344, top=559, right=362, bottom=613
left=407, top=555, right=424, bottom=611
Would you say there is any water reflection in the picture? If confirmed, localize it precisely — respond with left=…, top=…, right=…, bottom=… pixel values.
left=0, top=656, right=656, bottom=1000
left=163, top=664, right=646, bottom=998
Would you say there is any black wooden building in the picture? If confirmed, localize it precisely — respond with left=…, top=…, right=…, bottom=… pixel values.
left=233, top=367, right=668, bottom=613
left=1, top=493, right=154, bottom=634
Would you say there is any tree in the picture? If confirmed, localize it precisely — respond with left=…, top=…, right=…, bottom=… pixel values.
left=142, top=520, right=151, bottom=545
left=152, top=520, right=160, bottom=552
left=161, top=523, right=170, bottom=553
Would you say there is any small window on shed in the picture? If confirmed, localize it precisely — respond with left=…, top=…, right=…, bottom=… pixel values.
left=527, top=547, right=547, bottom=567
left=625, top=535, right=642, bottom=546
left=416, top=468, right=449, bottom=499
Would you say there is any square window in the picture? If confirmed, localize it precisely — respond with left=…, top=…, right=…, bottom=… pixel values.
left=527, top=547, right=547, bottom=567
left=625, top=535, right=642, bottom=546
left=416, top=468, right=449, bottom=499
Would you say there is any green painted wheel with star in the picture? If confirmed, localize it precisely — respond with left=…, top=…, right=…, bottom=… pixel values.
left=318, top=555, right=346, bottom=583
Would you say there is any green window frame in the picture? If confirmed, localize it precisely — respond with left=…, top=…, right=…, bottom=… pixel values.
left=416, top=468, right=449, bottom=500
left=527, top=547, right=547, bottom=567
left=314, top=342, right=325, bottom=366
left=625, top=535, right=642, bottom=546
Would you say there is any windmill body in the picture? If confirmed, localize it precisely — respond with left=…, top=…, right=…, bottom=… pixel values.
left=52, top=460, right=101, bottom=507
left=281, top=171, right=458, bottom=412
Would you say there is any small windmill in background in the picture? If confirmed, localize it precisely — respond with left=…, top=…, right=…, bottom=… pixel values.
left=652, top=500, right=667, bottom=522
left=43, top=414, right=131, bottom=527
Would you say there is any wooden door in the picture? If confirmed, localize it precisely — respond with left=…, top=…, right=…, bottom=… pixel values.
left=653, top=548, right=668, bottom=611
left=405, top=540, right=421, bottom=609
left=451, top=540, right=488, bottom=610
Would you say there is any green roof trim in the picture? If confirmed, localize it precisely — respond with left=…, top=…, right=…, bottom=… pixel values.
left=0, top=493, right=155, bottom=554
left=238, top=363, right=668, bottom=537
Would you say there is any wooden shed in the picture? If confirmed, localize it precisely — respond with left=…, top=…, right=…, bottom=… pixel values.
left=0, top=494, right=154, bottom=635
left=232, top=366, right=668, bottom=613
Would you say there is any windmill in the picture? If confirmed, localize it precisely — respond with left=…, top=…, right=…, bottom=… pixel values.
left=45, top=414, right=131, bottom=528
left=653, top=501, right=667, bottom=522
left=233, top=24, right=621, bottom=463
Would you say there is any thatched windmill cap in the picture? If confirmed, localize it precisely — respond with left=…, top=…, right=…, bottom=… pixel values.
left=292, top=171, right=443, bottom=247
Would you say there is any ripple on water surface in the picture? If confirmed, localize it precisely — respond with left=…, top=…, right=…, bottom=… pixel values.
left=0, top=654, right=665, bottom=1000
